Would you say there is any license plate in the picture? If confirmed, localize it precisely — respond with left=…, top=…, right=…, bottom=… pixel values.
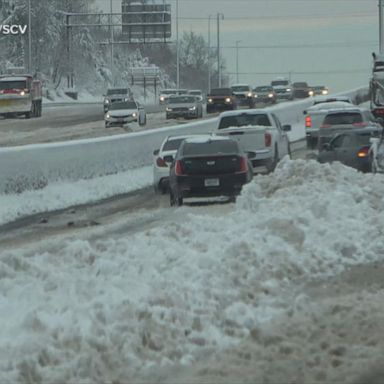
left=0, top=99, right=11, bottom=106
left=117, top=118, right=125, bottom=123
left=204, top=178, right=219, bottom=187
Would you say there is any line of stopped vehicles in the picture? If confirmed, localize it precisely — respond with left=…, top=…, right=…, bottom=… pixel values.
left=152, top=94, right=384, bottom=206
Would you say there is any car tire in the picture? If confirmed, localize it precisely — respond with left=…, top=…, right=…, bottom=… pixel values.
left=287, top=142, right=292, bottom=158
left=268, top=146, right=279, bottom=173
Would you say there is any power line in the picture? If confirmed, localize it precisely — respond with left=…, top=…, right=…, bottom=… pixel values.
left=226, top=69, right=370, bottom=75
left=220, top=42, right=378, bottom=49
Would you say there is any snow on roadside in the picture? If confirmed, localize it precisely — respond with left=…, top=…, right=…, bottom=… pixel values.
left=0, top=166, right=152, bottom=225
left=1, top=159, right=384, bottom=383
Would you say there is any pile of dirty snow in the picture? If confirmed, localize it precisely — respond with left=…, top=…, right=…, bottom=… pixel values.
left=1, top=159, right=384, bottom=383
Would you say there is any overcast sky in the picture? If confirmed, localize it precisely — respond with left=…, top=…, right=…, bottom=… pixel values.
left=96, top=0, right=379, bottom=92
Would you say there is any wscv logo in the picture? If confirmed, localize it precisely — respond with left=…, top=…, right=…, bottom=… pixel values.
left=0, top=24, right=28, bottom=35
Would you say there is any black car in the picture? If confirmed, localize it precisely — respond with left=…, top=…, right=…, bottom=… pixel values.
left=169, top=136, right=253, bottom=206
left=317, top=127, right=382, bottom=172
left=206, top=88, right=238, bottom=113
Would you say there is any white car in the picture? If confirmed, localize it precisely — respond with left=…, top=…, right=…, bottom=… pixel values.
left=153, top=134, right=201, bottom=193
left=105, top=100, right=146, bottom=128
left=215, top=109, right=291, bottom=174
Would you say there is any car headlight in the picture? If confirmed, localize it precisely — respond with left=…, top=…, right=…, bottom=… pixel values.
left=189, top=106, right=196, bottom=111
left=322, top=90, right=328, bottom=95
left=247, top=92, right=253, bottom=97
left=208, top=98, right=213, bottom=103
left=286, top=88, right=291, bottom=92
left=308, top=90, right=314, bottom=96
left=225, top=97, right=231, bottom=103
left=106, top=114, right=110, bottom=119
left=20, top=91, right=25, bottom=96
left=166, top=107, right=172, bottom=112
left=268, top=93, right=274, bottom=98
left=160, top=96, right=165, bottom=101
left=254, top=94, right=258, bottom=98
left=104, top=99, right=110, bottom=104
left=132, top=112, right=137, bottom=117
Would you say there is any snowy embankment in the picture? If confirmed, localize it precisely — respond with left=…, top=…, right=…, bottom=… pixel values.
left=1, top=159, right=384, bottom=383
left=0, top=87, right=368, bottom=225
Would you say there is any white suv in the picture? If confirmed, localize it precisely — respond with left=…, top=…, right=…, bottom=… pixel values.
left=270, top=78, right=293, bottom=101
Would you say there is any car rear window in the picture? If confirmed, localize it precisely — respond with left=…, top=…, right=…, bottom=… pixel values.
left=231, top=86, right=249, bottom=92
left=182, top=140, right=239, bottom=156
left=218, top=114, right=271, bottom=129
left=163, top=138, right=184, bottom=151
left=323, top=112, right=363, bottom=125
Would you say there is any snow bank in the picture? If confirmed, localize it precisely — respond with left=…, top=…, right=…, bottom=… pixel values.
left=1, top=160, right=384, bottom=382
left=0, top=166, right=152, bottom=226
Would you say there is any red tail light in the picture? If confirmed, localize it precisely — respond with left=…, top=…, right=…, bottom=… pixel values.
left=352, top=122, right=368, bottom=127
left=156, top=157, right=167, bottom=167
left=175, top=160, right=184, bottom=176
left=305, top=116, right=312, bottom=128
left=320, top=124, right=331, bottom=128
left=264, top=132, right=272, bottom=147
left=357, top=146, right=370, bottom=158
left=238, top=156, right=248, bottom=173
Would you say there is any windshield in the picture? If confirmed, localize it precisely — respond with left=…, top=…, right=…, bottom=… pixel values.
left=109, top=101, right=137, bottom=110
left=323, top=112, right=363, bottom=125
left=168, top=96, right=196, bottom=104
left=188, top=91, right=202, bottom=95
left=163, top=138, right=185, bottom=151
left=0, top=80, right=27, bottom=90
left=218, top=113, right=271, bottom=129
left=271, top=80, right=288, bottom=86
left=254, top=86, right=273, bottom=92
left=210, top=88, right=232, bottom=95
left=231, top=86, right=249, bottom=92
left=106, top=88, right=127, bottom=95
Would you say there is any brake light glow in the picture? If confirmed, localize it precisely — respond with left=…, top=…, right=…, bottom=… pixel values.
left=357, top=146, right=370, bottom=158
left=352, top=122, right=368, bottom=127
left=264, top=132, right=272, bottom=147
left=238, top=156, right=248, bottom=173
left=156, top=157, right=167, bottom=167
left=175, top=160, right=184, bottom=175
left=305, top=116, right=312, bottom=128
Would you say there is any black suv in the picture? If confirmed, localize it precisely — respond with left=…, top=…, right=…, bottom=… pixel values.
left=169, top=135, right=253, bottom=206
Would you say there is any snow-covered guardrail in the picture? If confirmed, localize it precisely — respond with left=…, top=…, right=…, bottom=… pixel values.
left=0, top=87, right=368, bottom=194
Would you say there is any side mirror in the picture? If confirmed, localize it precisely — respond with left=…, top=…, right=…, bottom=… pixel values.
left=153, top=149, right=159, bottom=156
left=322, top=143, right=331, bottom=151
left=282, top=124, right=291, bottom=132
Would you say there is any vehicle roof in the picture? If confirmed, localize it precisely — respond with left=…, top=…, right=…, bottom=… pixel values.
left=337, top=127, right=382, bottom=134
left=0, top=76, right=28, bottom=81
left=183, top=135, right=230, bottom=144
left=231, top=84, right=250, bottom=87
left=324, top=107, right=369, bottom=115
left=164, top=134, right=204, bottom=141
left=312, top=85, right=327, bottom=89
left=219, top=109, right=271, bottom=118
left=188, top=89, right=202, bottom=93
left=272, top=77, right=288, bottom=81
left=307, top=101, right=355, bottom=112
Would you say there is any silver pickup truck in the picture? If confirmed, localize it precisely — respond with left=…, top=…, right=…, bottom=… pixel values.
left=215, top=110, right=291, bottom=173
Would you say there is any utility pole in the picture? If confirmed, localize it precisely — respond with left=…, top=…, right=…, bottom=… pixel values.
left=176, top=0, right=180, bottom=88
left=236, top=40, right=241, bottom=83
left=110, top=0, right=114, bottom=86
left=28, top=0, right=31, bottom=73
left=208, top=14, right=213, bottom=92
left=380, top=0, right=384, bottom=53
left=217, top=13, right=224, bottom=87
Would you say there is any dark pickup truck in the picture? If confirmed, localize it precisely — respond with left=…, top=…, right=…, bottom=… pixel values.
left=206, top=88, right=238, bottom=113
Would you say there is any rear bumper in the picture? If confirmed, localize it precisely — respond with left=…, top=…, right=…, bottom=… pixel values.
left=172, top=173, right=249, bottom=198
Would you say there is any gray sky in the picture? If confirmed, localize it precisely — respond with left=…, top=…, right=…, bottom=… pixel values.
left=96, top=0, right=378, bottom=92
